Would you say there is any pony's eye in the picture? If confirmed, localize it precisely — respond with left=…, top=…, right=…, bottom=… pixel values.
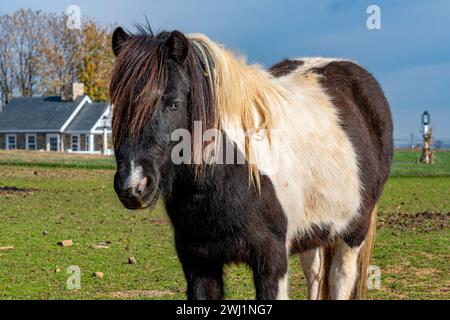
left=169, top=102, right=180, bottom=111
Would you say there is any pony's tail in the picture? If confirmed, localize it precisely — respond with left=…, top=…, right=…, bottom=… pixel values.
left=352, top=206, right=377, bottom=299
left=321, top=206, right=377, bottom=300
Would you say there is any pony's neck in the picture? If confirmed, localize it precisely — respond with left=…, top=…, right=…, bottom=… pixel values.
left=158, top=162, right=206, bottom=205
left=159, top=131, right=243, bottom=204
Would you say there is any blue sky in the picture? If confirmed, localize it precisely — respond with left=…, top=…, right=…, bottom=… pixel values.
left=1, top=0, right=449, bottom=140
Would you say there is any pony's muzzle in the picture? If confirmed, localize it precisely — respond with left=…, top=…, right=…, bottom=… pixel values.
left=114, top=172, right=158, bottom=210
left=119, top=187, right=151, bottom=209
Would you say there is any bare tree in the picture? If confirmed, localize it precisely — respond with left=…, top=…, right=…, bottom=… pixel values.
left=39, top=13, right=82, bottom=96
left=0, top=9, right=113, bottom=101
left=0, top=14, right=15, bottom=103
left=10, top=9, right=45, bottom=97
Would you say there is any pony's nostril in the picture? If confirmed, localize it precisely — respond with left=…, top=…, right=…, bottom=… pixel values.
left=146, top=177, right=153, bottom=189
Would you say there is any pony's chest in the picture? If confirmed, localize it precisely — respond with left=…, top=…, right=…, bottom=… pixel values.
left=166, top=199, right=251, bottom=259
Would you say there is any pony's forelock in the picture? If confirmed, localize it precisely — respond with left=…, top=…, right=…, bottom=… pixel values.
left=110, top=32, right=168, bottom=146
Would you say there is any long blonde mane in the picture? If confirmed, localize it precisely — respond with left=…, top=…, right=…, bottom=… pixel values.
left=188, top=33, right=286, bottom=188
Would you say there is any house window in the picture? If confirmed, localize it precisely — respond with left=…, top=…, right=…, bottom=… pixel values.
left=26, top=134, right=37, bottom=150
left=6, top=134, right=16, bottom=150
left=47, top=134, right=60, bottom=152
left=71, top=135, right=80, bottom=152
left=85, top=135, right=90, bottom=151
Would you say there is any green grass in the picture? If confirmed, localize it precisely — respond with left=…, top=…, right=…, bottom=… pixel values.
left=0, top=150, right=115, bottom=170
left=391, top=150, right=450, bottom=177
left=1, top=149, right=449, bottom=176
left=379, top=176, right=450, bottom=214
left=0, top=150, right=448, bottom=299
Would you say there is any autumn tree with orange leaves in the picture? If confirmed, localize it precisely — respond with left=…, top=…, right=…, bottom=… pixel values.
left=77, top=21, right=114, bottom=102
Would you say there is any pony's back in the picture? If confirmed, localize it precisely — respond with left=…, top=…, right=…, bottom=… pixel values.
left=312, top=60, right=393, bottom=177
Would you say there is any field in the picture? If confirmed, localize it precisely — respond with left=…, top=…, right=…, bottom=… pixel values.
left=0, top=150, right=449, bottom=300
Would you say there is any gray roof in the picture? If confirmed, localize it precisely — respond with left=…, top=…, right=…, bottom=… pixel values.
left=65, top=102, right=109, bottom=132
left=0, top=95, right=109, bottom=133
left=0, top=96, right=86, bottom=132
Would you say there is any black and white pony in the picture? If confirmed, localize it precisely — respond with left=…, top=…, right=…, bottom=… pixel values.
left=110, top=27, right=393, bottom=300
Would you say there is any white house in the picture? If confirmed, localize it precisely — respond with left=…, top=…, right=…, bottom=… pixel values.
left=0, top=83, right=112, bottom=155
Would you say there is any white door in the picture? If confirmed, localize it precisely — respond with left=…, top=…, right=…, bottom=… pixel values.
left=71, top=134, right=80, bottom=152
left=46, top=134, right=60, bottom=152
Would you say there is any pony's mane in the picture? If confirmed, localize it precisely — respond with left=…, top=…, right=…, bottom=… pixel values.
left=187, top=33, right=286, bottom=188
left=110, top=28, right=285, bottom=188
left=187, top=33, right=285, bottom=133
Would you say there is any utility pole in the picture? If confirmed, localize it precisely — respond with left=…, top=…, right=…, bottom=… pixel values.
left=419, top=111, right=432, bottom=164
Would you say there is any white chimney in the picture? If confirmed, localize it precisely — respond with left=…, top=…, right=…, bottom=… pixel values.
left=62, top=82, right=84, bottom=101
left=72, top=82, right=84, bottom=100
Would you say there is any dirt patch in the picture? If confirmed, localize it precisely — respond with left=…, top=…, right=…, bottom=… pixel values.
left=147, top=218, right=170, bottom=225
left=378, top=211, right=449, bottom=232
left=0, top=186, right=39, bottom=195
left=108, top=290, right=175, bottom=299
left=0, top=166, right=113, bottom=180
left=410, top=267, right=437, bottom=277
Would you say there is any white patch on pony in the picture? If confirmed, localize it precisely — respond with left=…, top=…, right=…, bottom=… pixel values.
left=329, top=240, right=362, bottom=300
left=276, top=273, right=289, bottom=300
left=222, top=57, right=362, bottom=244
left=126, top=160, right=145, bottom=190
left=299, top=247, right=326, bottom=300
left=294, top=57, right=354, bottom=74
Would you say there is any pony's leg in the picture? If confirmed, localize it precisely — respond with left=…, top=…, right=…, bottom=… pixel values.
left=251, top=242, right=288, bottom=300
left=181, top=260, right=224, bottom=300
left=329, top=240, right=362, bottom=300
left=299, top=247, right=326, bottom=300
left=277, top=272, right=289, bottom=300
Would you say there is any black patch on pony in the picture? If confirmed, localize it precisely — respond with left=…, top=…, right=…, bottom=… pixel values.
left=269, top=59, right=304, bottom=77
left=160, top=133, right=289, bottom=299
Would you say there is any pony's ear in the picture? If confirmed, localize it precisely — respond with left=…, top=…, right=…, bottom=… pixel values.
left=112, top=27, right=130, bottom=57
left=167, top=31, right=189, bottom=63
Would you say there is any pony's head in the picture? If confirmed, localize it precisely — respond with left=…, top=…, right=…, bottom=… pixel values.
left=111, top=25, right=282, bottom=209
left=110, top=27, right=215, bottom=209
